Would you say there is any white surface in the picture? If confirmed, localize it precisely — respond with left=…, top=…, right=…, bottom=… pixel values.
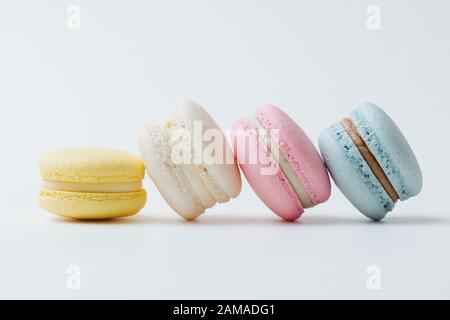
left=1, top=0, right=449, bottom=299
left=1, top=211, right=449, bottom=299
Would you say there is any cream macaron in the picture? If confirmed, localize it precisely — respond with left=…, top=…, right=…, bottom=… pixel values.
left=39, top=148, right=147, bottom=220
left=138, top=100, right=242, bottom=220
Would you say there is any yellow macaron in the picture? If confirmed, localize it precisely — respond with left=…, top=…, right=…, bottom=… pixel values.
left=39, top=148, right=147, bottom=220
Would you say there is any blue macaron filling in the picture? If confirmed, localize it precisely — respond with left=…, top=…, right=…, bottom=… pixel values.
left=329, top=123, right=395, bottom=212
left=350, top=109, right=410, bottom=200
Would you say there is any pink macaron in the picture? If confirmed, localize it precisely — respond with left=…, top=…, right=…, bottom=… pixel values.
left=231, top=105, right=331, bottom=221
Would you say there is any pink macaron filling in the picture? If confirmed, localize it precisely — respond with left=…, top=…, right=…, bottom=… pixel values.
left=232, top=105, right=331, bottom=220
left=232, top=118, right=303, bottom=221
left=256, top=105, right=331, bottom=205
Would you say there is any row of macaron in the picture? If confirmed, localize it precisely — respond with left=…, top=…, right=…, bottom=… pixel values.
left=39, top=100, right=423, bottom=221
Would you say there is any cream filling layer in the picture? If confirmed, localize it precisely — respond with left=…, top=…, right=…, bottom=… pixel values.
left=179, top=164, right=216, bottom=209
left=161, top=118, right=216, bottom=210
left=250, top=117, right=314, bottom=209
left=42, top=180, right=143, bottom=193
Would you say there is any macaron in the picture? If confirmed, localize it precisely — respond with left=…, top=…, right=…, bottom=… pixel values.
left=39, top=148, right=147, bottom=220
left=138, top=100, right=242, bottom=220
left=231, top=105, right=331, bottom=221
left=318, top=102, right=423, bottom=221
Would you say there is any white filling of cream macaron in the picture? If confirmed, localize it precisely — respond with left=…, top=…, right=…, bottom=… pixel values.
left=178, top=164, right=216, bottom=209
left=42, top=180, right=143, bottom=193
left=160, top=117, right=218, bottom=210
left=250, top=117, right=314, bottom=209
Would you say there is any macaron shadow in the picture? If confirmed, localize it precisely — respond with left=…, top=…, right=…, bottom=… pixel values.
left=46, top=213, right=290, bottom=226
left=298, top=215, right=442, bottom=226
left=45, top=213, right=444, bottom=226
left=45, top=215, right=148, bottom=225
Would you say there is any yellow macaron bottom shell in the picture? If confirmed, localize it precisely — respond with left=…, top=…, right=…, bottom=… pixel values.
left=39, top=188, right=147, bottom=220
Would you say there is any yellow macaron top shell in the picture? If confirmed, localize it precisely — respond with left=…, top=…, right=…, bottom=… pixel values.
left=40, top=148, right=145, bottom=183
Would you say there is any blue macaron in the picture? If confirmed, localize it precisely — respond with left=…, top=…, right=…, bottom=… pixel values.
left=319, top=102, right=422, bottom=221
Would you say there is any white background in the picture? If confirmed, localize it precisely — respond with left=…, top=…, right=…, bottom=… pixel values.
left=0, top=0, right=449, bottom=299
